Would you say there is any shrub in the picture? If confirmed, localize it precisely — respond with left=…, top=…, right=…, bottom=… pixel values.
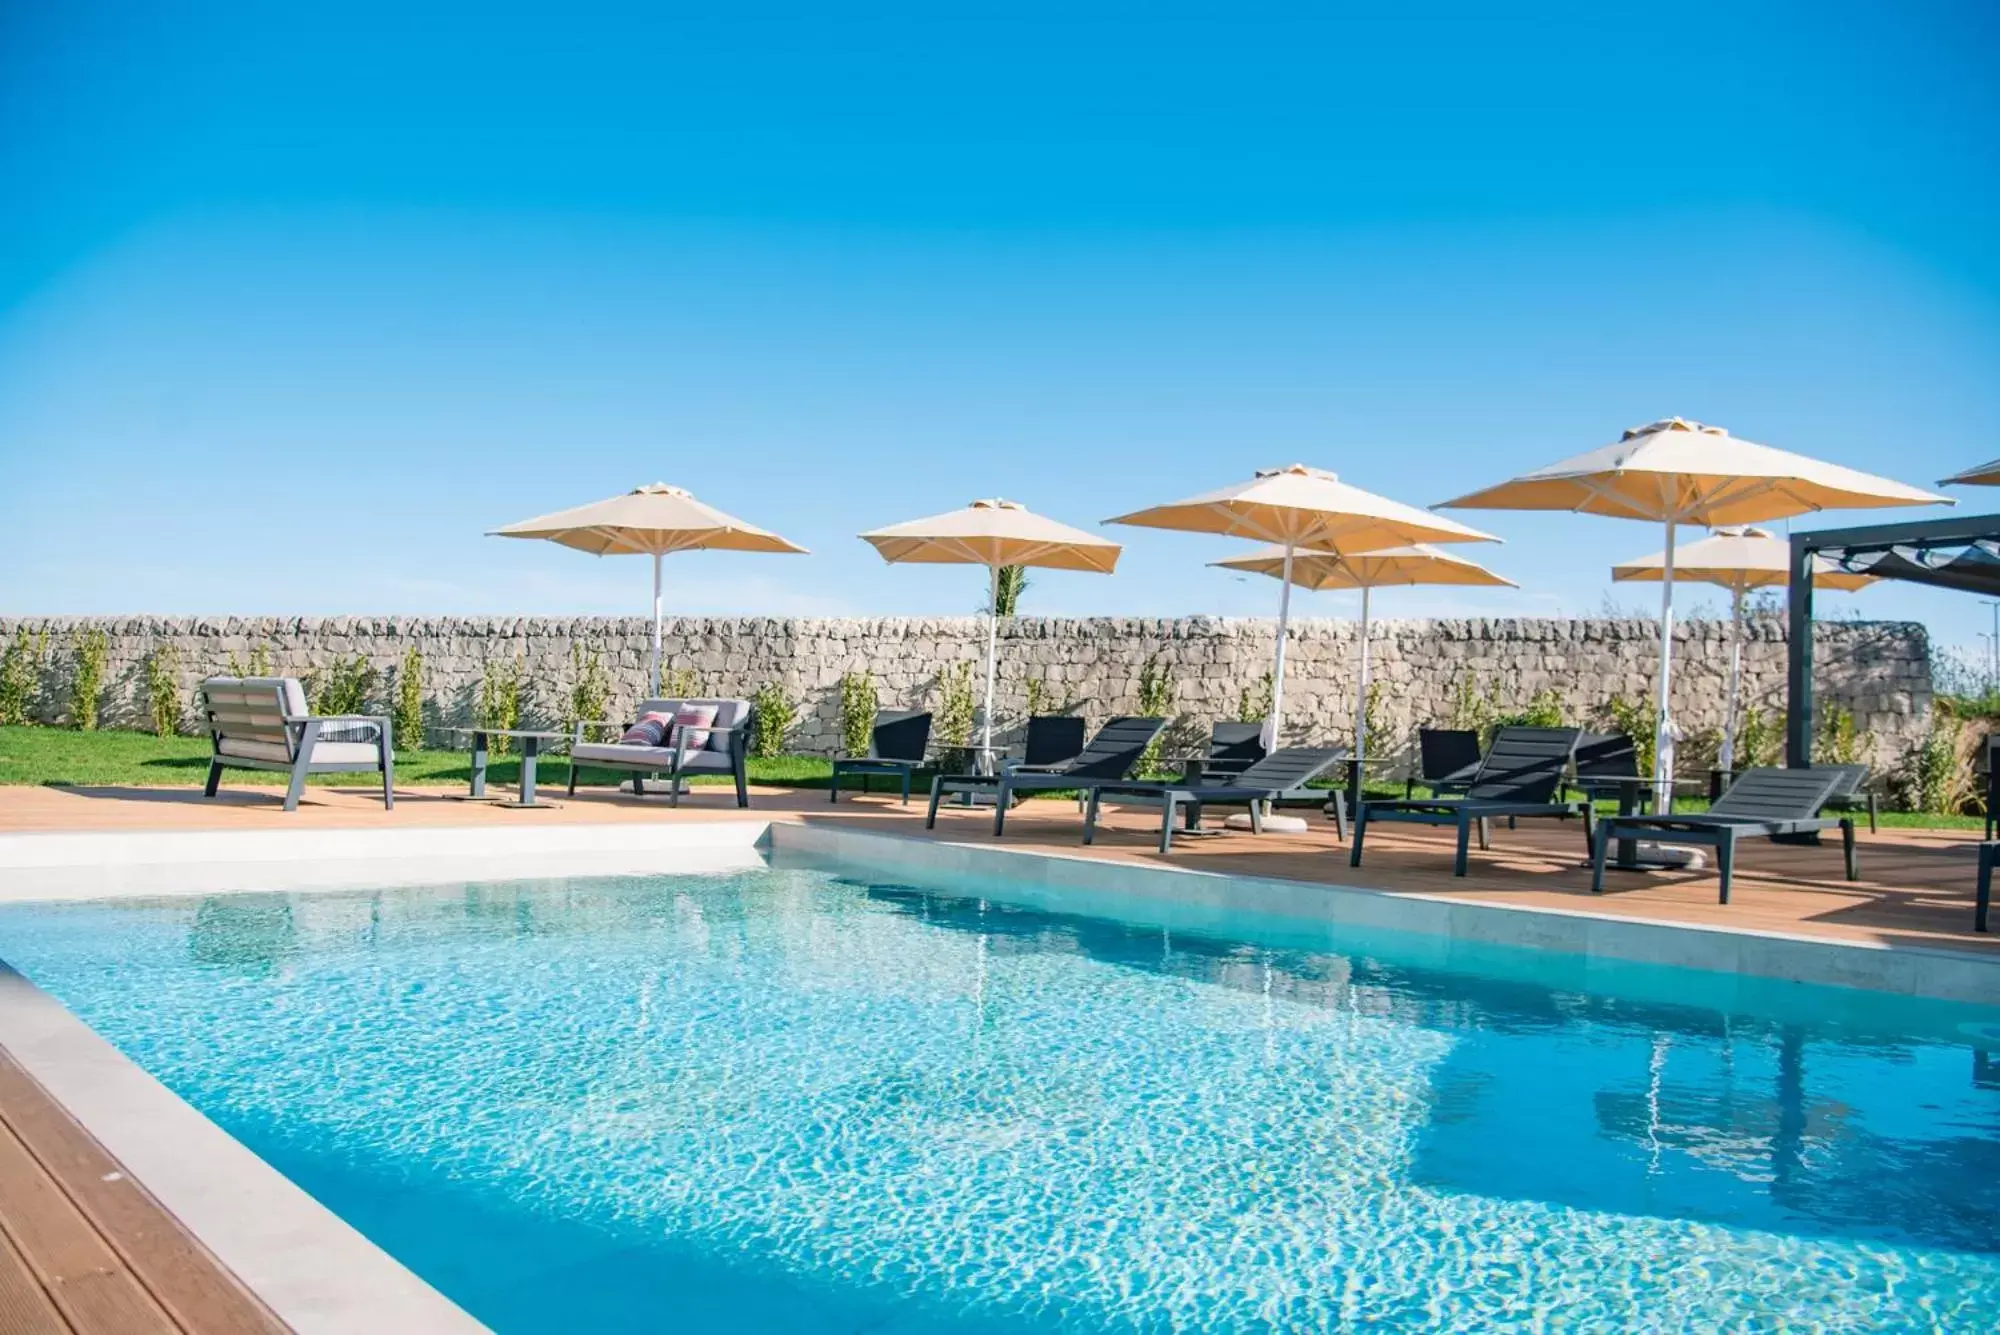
left=0, top=627, right=47, bottom=726
left=142, top=644, right=185, bottom=737
left=1895, top=709, right=1973, bottom=816
left=478, top=657, right=524, bottom=754
left=1599, top=694, right=1657, bottom=776
left=1488, top=687, right=1565, bottom=748
left=839, top=671, right=878, bottom=757
left=1444, top=669, right=1499, bottom=736
left=1818, top=705, right=1862, bottom=766
left=1736, top=705, right=1784, bottom=769
left=750, top=681, right=795, bottom=758
left=568, top=645, right=610, bottom=730
left=226, top=644, right=273, bottom=678
left=312, top=654, right=377, bottom=716
left=1023, top=677, right=1053, bottom=721
left=1236, top=671, right=1272, bottom=723
left=1136, top=651, right=1175, bottom=774
left=1359, top=679, right=1386, bottom=756
left=660, top=666, right=700, bottom=699
left=69, top=629, right=108, bottom=731
left=933, top=661, right=976, bottom=752
left=394, top=647, right=425, bottom=751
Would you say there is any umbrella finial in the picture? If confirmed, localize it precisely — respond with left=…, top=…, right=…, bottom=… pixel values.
left=969, top=498, right=1024, bottom=511
left=1257, top=463, right=1339, bottom=482
left=631, top=482, right=695, bottom=498
left=1624, top=417, right=1727, bottom=440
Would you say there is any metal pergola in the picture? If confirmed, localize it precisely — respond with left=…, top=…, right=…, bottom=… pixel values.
left=1786, top=513, right=2000, bottom=765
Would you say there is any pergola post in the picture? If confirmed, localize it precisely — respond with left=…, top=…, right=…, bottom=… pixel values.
left=1785, top=532, right=1816, bottom=769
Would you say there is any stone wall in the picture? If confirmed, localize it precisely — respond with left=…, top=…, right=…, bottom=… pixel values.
left=0, top=614, right=1931, bottom=768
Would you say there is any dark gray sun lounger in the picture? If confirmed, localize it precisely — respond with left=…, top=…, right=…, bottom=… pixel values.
left=926, top=716, right=1167, bottom=836
left=1350, top=726, right=1588, bottom=876
left=1590, top=766, right=1857, bottom=904
left=1082, top=746, right=1348, bottom=854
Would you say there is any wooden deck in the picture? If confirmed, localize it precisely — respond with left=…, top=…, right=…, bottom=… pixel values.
left=0, top=1048, right=282, bottom=1335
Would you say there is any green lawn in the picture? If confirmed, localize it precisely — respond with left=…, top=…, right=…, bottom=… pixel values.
left=0, top=725, right=1979, bottom=829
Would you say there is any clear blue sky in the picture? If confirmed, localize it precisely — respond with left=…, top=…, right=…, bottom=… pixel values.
left=3, top=2, right=1996, bottom=652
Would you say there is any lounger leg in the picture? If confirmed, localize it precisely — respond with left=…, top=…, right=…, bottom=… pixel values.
left=829, top=764, right=842, bottom=804
left=567, top=763, right=579, bottom=796
left=1348, top=805, right=1368, bottom=867
left=381, top=745, right=394, bottom=810
left=1580, top=804, right=1594, bottom=858
left=1476, top=816, right=1491, bottom=851
left=204, top=758, right=223, bottom=798
left=735, top=763, right=749, bottom=809
left=992, top=782, right=1011, bottom=836
left=1591, top=824, right=1610, bottom=892
left=926, top=776, right=945, bottom=829
left=901, top=767, right=912, bottom=805
left=1083, top=787, right=1102, bottom=845
left=631, top=775, right=645, bottom=796
left=1716, top=834, right=1735, bottom=905
left=1187, top=800, right=1204, bottom=833
left=1246, top=801, right=1262, bottom=835
left=1866, top=794, right=1878, bottom=835
left=668, top=770, right=681, bottom=808
left=1842, top=820, right=1857, bottom=881
left=1454, top=815, right=1472, bottom=877
left=1326, top=789, right=1347, bottom=842
left=283, top=757, right=310, bottom=812
left=1979, top=848, right=1994, bottom=933
left=1159, top=795, right=1176, bottom=855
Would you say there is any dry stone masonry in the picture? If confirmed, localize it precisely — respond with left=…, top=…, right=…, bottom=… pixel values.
left=0, top=615, right=1931, bottom=769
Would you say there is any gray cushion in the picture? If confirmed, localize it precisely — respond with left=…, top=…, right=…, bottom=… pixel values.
left=571, top=742, right=733, bottom=772
left=218, top=737, right=379, bottom=766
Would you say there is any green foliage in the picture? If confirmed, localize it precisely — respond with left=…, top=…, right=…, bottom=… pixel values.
left=659, top=665, right=700, bottom=699
left=567, top=645, right=610, bottom=731
left=1443, top=669, right=1499, bottom=736
left=142, top=644, right=185, bottom=737
left=478, top=657, right=524, bottom=754
left=993, top=565, right=1029, bottom=616
left=393, top=647, right=425, bottom=751
left=1735, top=705, right=1784, bottom=769
left=1599, top=694, right=1657, bottom=777
left=1488, top=687, right=1565, bottom=747
left=312, top=654, right=377, bottom=716
left=1817, top=705, right=1862, bottom=766
left=1135, top=651, right=1175, bottom=774
left=750, top=681, right=795, bottom=758
left=1359, top=679, right=1387, bottom=756
left=69, top=629, right=109, bottom=731
left=1236, top=670, right=1273, bottom=724
left=0, top=628, right=47, bottom=726
left=839, top=671, right=878, bottom=757
left=1023, top=677, right=1053, bottom=721
left=1897, top=708, right=1972, bottom=816
left=934, top=662, right=977, bottom=751
left=225, top=644, right=273, bottom=678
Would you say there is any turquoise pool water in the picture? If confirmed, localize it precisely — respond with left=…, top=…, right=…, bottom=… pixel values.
left=1, top=860, right=1997, bottom=1332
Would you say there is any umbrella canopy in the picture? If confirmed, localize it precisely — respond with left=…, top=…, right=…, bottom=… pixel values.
left=1438, top=419, right=1943, bottom=798
left=491, top=483, right=807, bottom=694
left=1939, top=459, right=2000, bottom=488
left=860, top=500, right=1121, bottom=762
left=1214, top=544, right=1515, bottom=763
left=1612, top=527, right=1876, bottom=773
left=1110, top=464, right=1497, bottom=747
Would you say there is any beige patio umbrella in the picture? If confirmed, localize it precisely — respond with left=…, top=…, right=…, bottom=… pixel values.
left=491, top=482, right=807, bottom=695
left=1439, top=418, right=1945, bottom=798
left=1213, top=544, right=1515, bottom=764
left=1612, top=527, right=1875, bottom=773
left=1107, top=464, right=1497, bottom=747
left=1939, top=460, right=2000, bottom=487
left=860, top=499, right=1121, bottom=763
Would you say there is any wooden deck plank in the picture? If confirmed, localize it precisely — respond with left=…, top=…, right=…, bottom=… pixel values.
left=0, top=1122, right=175, bottom=1335
left=0, top=1222, right=72, bottom=1335
left=0, top=1053, right=285, bottom=1335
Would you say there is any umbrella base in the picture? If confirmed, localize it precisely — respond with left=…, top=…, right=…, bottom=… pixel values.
left=1223, top=812, right=1309, bottom=834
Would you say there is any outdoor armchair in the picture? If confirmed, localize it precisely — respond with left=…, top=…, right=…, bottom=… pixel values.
left=200, top=676, right=394, bottom=811
left=1351, top=726, right=1588, bottom=876
left=1083, top=746, right=1347, bottom=854
left=568, top=697, right=754, bottom=807
left=1589, top=766, right=1857, bottom=904
left=829, top=710, right=933, bottom=804
left=927, top=716, right=1167, bottom=836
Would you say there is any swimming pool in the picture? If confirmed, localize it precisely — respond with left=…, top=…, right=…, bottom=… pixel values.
left=1, top=856, right=1996, bottom=1332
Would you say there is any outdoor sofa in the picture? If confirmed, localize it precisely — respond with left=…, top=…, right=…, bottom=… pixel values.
left=1350, top=726, right=1589, bottom=876
left=199, top=676, right=394, bottom=811
left=1083, top=746, right=1348, bottom=853
left=1590, top=766, right=1857, bottom=904
left=568, top=697, right=753, bottom=807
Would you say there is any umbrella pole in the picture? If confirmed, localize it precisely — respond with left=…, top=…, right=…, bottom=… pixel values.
left=981, top=564, right=1000, bottom=773
left=1720, top=584, right=1745, bottom=775
left=1653, top=518, right=1678, bottom=808
left=1354, top=584, right=1373, bottom=767
left=1263, top=542, right=1296, bottom=750
left=650, top=552, right=664, bottom=697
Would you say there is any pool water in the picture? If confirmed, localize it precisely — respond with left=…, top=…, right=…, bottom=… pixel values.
left=1, top=861, right=1997, bottom=1332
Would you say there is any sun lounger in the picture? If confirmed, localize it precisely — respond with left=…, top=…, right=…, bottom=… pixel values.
left=1813, top=762, right=1880, bottom=835
left=1590, top=766, right=1857, bottom=903
left=1408, top=727, right=1482, bottom=799
left=829, top=710, right=933, bottom=803
left=926, top=716, right=1167, bottom=836
left=1351, top=726, right=1588, bottom=876
left=1082, top=746, right=1347, bottom=853
left=199, top=676, right=394, bottom=811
